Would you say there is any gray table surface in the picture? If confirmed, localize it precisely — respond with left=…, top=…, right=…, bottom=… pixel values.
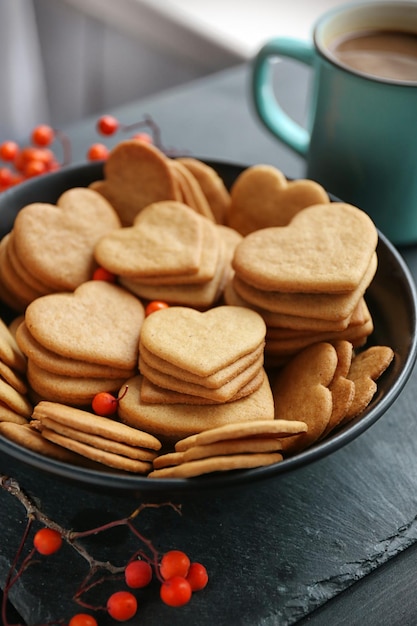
left=2, top=61, right=417, bottom=626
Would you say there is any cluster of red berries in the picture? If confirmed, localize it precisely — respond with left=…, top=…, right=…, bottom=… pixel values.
left=33, top=527, right=208, bottom=625
left=0, top=125, right=63, bottom=191
left=0, top=115, right=156, bottom=194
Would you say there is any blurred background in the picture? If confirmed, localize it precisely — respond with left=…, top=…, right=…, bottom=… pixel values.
left=0, top=0, right=367, bottom=143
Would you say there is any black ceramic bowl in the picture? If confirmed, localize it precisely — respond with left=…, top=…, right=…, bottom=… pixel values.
left=0, top=160, right=416, bottom=496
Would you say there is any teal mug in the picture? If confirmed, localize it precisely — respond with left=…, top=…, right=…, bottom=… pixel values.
left=251, top=1, right=417, bottom=245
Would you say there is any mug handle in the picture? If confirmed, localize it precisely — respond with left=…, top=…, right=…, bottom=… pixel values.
left=251, top=38, right=315, bottom=157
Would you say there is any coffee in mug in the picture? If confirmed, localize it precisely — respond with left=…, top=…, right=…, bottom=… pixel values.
left=251, top=1, right=417, bottom=245
left=329, top=29, right=417, bottom=81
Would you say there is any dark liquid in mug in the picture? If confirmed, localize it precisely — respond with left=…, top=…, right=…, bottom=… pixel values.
left=330, top=30, right=417, bottom=81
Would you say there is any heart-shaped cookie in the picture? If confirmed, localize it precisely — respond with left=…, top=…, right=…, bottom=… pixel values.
left=343, top=345, right=395, bottom=421
left=272, top=342, right=338, bottom=453
left=177, top=157, right=231, bottom=224
left=227, top=164, right=329, bottom=235
left=25, top=281, right=145, bottom=369
left=94, top=201, right=206, bottom=278
left=90, top=139, right=182, bottom=225
left=139, top=305, right=266, bottom=376
left=169, top=159, right=215, bottom=221
left=13, top=187, right=121, bottom=291
left=232, top=203, right=378, bottom=293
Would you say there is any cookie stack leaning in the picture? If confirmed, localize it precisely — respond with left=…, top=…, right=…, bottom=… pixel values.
left=94, top=201, right=241, bottom=310
left=31, top=401, right=162, bottom=474
left=227, top=203, right=379, bottom=364
left=118, top=305, right=276, bottom=444
left=15, top=281, right=144, bottom=406
left=148, top=420, right=308, bottom=479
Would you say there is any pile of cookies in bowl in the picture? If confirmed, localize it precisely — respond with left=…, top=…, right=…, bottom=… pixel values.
left=0, top=139, right=395, bottom=481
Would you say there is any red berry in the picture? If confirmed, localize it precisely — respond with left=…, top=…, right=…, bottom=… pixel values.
left=0, top=141, right=19, bottom=161
left=160, top=576, right=192, bottom=607
left=24, top=159, right=47, bottom=178
left=97, top=115, right=119, bottom=136
left=0, top=167, right=13, bottom=189
left=160, top=550, right=190, bottom=580
left=33, top=528, right=62, bottom=555
left=92, top=267, right=116, bottom=282
left=87, top=143, right=109, bottom=161
left=107, top=591, right=137, bottom=622
left=31, top=124, right=55, bottom=147
left=14, top=146, right=51, bottom=172
left=125, top=560, right=153, bottom=588
left=68, top=614, right=98, bottom=626
left=47, top=159, right=61, bottom=172
left=145, top=300, right=169, bottom=316
left=10, top=174, right=24, bottom=187
left=92, top=391, right=119, bottom=417
left=186, top=562, right=208, bottom=591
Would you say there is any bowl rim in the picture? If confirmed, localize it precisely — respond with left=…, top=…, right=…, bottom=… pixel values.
left=0, top=159, right=416, bottom=495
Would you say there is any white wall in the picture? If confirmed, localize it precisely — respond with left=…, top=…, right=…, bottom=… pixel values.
left=3, top=0, right=407, bottom=142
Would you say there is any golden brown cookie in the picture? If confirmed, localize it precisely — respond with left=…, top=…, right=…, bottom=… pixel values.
left=0, top=310, right=26, bottom=374
left=232, top=253, right=377, bottom=321
left=118, top=373, right=275, bottom=443
left=139, top=342, right=264, bottom=389
left=148, top=452, right=283, bottom=478
left=120, top=213, right=220, bottom=285
left=174, top=418, right=307, bottom=451
left=139, top=356, right=264, bottom=402
left=32, top=400, right=162, bottom=449
left=343, top=346, right=395, bottom=421
left=169, top=159, right=216, bottom=221
left=177, top=157, right=231, bottom=224
left=120, top=239, right=226, bottom=309
left=232, top=203, right=378, bottom=293
left=13, top=187, right=121, bottom=292
left=0, top=421, right=87, bottom=463
left=272, top=342, right=338, bottom=454
left=0, top=359, right=28, bottom=395
left=153, top=437, right=284, bottom=468
left=40, top=429, right=153, bottom=473
left=16, top=321, right=136, bottom=379
left=94, top=201, right=205, bottom=278
left=35, top=415, right=157, bottom=461
left=90, top=139, right=182, bottom=225
left=26, top=360, right=128, bottom=406
left=0, top=405, right=29, bottom=425
left=24, top=281, right=145, bottom=369
left=320, top=340, right=355, bottom=438
left=228, top=164, right=329, bottom=235
left=0, top=378, right=32, bottom=417
left=139, top=305, right=266, bottom=375
left=139, top=369, right=264, bottom=405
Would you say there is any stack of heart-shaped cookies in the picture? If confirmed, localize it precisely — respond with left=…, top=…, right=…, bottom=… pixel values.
left=15, top=281, right=144, bottom=405
left=31, top=401, right=162, bottom=474
left=117, top=305, right=275, bottom=443
left=94, top=200, right=241, bottom=310
left=0, top=187, right=121, bottom=312
left=148, top=420, right=307, bottom=478
left=227, top=203, right=379, bottom=364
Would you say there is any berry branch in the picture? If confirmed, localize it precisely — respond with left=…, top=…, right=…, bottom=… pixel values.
left=0, top=475, right=207, bottom=625
left=0, top=114, right=182, bottom=193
